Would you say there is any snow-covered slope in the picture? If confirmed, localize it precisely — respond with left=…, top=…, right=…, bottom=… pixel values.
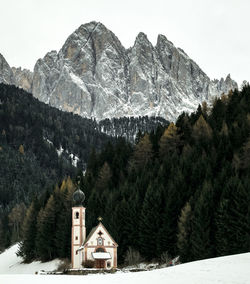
left=0, top=244, right=250, bottom=284
left=0, top=244, right=61, bottom=274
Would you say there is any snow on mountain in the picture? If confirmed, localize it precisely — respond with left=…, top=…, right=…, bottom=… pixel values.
left=0, top=21, right=237, bottom=122
left=0, top=244, right=250, bottom=284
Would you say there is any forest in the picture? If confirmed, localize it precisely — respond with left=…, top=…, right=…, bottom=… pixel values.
left=16, top=84, right=250, bottom=264
left=0, top=83, right=167, bottom=251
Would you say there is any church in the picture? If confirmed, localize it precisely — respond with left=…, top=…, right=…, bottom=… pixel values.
left=71, top=188, right=118, bottom=269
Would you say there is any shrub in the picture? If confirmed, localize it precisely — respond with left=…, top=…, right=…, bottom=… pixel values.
left=82, top=259, right=95, bottom=268
left=160, top=251, right=171, bottom=265
left=57, top=258, right=71, bottom=272
left=124, top=247, right=144, bottom=266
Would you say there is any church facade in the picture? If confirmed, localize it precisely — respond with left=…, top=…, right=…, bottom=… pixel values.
left=71, top=189, right=118, bottom=269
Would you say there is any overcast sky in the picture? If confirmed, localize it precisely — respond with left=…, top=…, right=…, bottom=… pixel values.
left=1, top=0, right=249, bottom=85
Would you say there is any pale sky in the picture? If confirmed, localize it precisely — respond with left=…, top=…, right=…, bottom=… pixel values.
left=1, top=0, right=249, bottom=85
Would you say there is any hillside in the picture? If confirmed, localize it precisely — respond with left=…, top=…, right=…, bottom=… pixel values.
left=0, top=83, right=113, bottom=250
left=0, top=244, right=61, bottom=274
left=0, top=244, right=250, bottom=284
left=18, top=85, right=250, bottom=264
left=0, top=83, right=167, bottom=251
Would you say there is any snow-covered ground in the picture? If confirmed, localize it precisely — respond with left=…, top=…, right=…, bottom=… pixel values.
left=0, top=244, right=61, bottom=274
left=0, top=244, right=250, bottom=284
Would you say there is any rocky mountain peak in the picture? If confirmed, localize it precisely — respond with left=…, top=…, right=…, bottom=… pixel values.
left=0, top=22, right=238, bottom=122
left=156, top=34, right=174, bottom=48
left=0, top=53, right=14, bottom=84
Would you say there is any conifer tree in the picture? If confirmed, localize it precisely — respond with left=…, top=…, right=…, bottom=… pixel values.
left=17, top=199, right=40, bottom=262
left=129, top=133, right=153, bottom=171
left=36, top=195, right=56, bottom=261
left=177, top=201, right=192, bottom=262
left=159, top=122, right=180, bottom=157
left=189, top=181, right=214, bottom=260
left=192, top=114, right=213, bottom=141
left=215, top=177, right=250, bottom=256
left=139, top=182, right=162, bottom=260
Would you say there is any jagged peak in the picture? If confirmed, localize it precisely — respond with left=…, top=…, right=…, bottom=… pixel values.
left=0, top=53, right=10, bottom=65
left=156, top=34, right=174, bottom=47
left=11, top=66, right=32, bottom=74
left=76, top=21, right=109, bottom=36
left=133, top=32, right=154, bottom=50
left=135, top=32, right=150, bottom=43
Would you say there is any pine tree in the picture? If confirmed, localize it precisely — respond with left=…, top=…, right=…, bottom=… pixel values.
left=129, top=133, right=153, bottom=171
left=189, top=181, right=214, bottom=260
left=192, top=115, right=213, bottom=141
left=159, top=122, right=180, bottom=157
left=17, top=199, right=40, bottom=262
left=36, top=195, right=56, bottom=261
left=139, top=182, right=162, bottom=260
left=215, top=176, right=250, bottom=256
left=177, top=201, right=192, bottom=262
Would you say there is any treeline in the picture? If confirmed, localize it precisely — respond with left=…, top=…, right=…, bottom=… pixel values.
left=98, top=116, right=169, bottom=143
left=18, top=85, right=250, bottom=264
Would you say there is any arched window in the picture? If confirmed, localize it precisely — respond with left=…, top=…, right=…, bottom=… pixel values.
left=75, top=212, right=79, bottom=219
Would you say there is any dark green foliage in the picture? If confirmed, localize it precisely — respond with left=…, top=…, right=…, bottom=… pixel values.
left=14, top=85, right=250, bottom=264
left=215, top=176, right=250, bottom=256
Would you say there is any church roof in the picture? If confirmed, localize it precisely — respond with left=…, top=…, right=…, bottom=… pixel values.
left=83, top=222, right=118, bottom=247
left=84, top=225, right=98, bottom=244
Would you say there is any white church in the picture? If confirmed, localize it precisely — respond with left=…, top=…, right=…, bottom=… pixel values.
left=71, top=188, right=118, bottom=269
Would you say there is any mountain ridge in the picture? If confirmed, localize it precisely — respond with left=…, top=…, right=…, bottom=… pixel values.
left=0, top=21, right=237, bottom=121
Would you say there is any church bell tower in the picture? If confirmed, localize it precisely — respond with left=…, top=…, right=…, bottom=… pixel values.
left=72, top=187, right=86, bottom=269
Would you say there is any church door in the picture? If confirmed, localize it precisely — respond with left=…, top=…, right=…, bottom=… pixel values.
left=95, top=259, right=105, bottom=268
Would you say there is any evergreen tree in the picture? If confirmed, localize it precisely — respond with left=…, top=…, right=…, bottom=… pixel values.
left=159, top=122, right=181, bottom=157
left=129, top=133, right=153, bottom=171
left=215, top=176, right=250, bottom=256
left=189, top=181, right=214, bottom=260
left=17, top=199, right=40, bottom=262
left=139, top=182, right=162, bottom=260
left=177, top=201, right=192, bottom=262
left=36, top=195, right=56, bottom=261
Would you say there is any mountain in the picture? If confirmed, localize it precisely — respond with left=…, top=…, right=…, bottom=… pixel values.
left=0, top=21, right=237, bottom=122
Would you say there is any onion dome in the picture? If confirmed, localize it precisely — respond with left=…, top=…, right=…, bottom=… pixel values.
left=73, top=188, right=85, bottom=206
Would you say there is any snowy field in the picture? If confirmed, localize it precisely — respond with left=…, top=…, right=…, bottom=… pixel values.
left=0, top=244, right=250, bottom=284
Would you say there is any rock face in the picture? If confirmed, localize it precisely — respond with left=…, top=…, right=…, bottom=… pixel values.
left=0, top=53, right=14, bottom=85
left=12, top=67, right=33, bottom=93
left=0, top=22, right=238, bottom=122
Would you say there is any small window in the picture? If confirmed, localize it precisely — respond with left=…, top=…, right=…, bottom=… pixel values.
left=75, top=212, right=79, bottom=219
left=76, top=251, right=78, bottom=255
left=107, top=261, right=111, bottom=268
left=97, top=237, right=103, bottom=245
left=75, top=236, right=78, bottom=240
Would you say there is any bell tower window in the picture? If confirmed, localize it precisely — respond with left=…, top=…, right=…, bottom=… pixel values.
left=75, top=212, right=79, bottom=219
